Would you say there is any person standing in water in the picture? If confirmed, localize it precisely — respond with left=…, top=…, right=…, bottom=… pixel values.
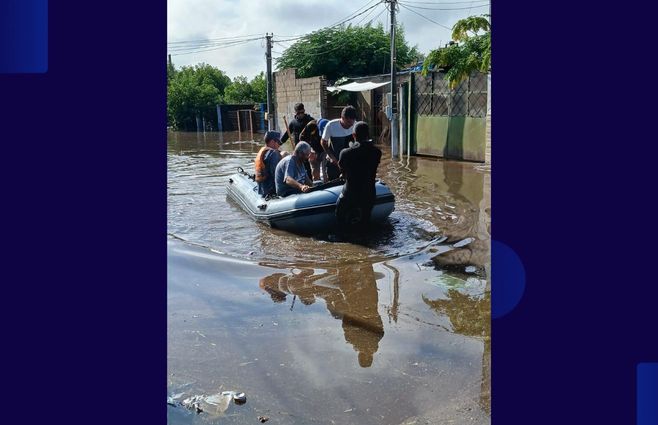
left=335, top=121, right=382, bottom=231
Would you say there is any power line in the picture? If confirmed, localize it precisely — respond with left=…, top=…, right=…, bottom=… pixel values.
left=169, top=37, right=263, bottom=56
left=272, top=1, right=388, bottom=56
left=273, top=0, right=383, bottom=43
left=328, top=0, right=382, bottom=29
left=168, top=40, right=261, bottom=52
left=402, top=0, right=488, bottom=4
left=167, top=33, right=263, bottom=46
left=398, top=3, right=453, bottom=30
left=168, top=39, right=262, bottom=53
left=355, top=1, right=384, bottom=26
left=399, top=1, right=489, bottom=11
left=367, top=4, right=389, bottom=26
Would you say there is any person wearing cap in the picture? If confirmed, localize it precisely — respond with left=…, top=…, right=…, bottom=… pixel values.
left=275, top=141, right=314, bottom=197
left=335, top=121, right=382, bottom=231
left=280, top=103, right=315, bottom=146
left=255, top=130, right=284, bottom=197
left=321, top=105, right=358, bottom=181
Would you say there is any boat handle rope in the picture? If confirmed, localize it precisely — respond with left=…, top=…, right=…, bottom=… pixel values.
left=237, top=167, right=256, bottom=181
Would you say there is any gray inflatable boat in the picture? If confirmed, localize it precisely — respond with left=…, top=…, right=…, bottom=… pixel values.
left=226, top=168, right=395, bottom=234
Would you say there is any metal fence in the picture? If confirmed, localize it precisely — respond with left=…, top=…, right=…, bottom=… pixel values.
left=227, top=110, right=266, bottom=133
left=413, top=71, right=488, bottom=118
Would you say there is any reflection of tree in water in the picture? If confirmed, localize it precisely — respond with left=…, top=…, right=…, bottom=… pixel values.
left=423, top=289, right=491, bottom=414
left=259, top=264, right=384, bottom=368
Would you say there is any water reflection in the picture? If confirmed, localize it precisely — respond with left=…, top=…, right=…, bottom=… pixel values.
left=168, top=131, right=491, bottom=424
left=259, top=264, right=386, bottom=368
left=423, top=289, right=491, bottom=413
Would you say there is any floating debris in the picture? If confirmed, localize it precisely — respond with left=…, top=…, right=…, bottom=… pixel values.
left=176, top=390, right=246, bottom=415
left=258, top=415, right=270, bottom=423
left=222, top=390, right=247, bottom=404
left=452, top=237, right=474, bottom=248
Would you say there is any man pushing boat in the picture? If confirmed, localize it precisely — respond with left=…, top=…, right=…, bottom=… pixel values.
left=335, top=121, right=382, bottom=231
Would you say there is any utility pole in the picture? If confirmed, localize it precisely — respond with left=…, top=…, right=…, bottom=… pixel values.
left=389, top=0, right=399, bottom=158
left=265, top=33, right=274, bottom=131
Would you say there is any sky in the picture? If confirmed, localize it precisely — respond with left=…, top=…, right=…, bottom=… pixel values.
left=167, top=0, right=490, bottom=80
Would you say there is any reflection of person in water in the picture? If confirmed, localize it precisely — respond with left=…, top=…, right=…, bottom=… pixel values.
left=258, top=264, right=384, bottom=368
left=258, top=270, right=316, bottom=306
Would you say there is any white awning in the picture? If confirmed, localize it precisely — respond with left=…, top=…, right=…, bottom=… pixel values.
left=326, top=81, right=389, bottom=92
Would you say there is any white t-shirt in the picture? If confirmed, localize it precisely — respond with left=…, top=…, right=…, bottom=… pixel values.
left=321, top=118, right=354, bottom=158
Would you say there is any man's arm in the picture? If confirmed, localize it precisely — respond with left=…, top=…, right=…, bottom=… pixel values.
left=280, top=121, right=291, bottom=144
left=338, top=149, right=350, bottom=178
left=284, top=176, right=310, bottom=192
left=321, top=138, right=338, bottom=164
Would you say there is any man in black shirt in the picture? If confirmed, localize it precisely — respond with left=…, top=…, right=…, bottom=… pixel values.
left=336, top=121, right=382, bottom=231
left=280, top=103, right=314, bottom=146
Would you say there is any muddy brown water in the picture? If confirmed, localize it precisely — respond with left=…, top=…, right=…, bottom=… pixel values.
left=167, top=131, right=491, bottom=424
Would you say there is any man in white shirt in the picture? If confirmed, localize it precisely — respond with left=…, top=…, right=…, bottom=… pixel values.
left=320, top=105, right=357, bottom=181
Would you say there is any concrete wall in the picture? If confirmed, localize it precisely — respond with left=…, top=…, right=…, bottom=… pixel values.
left=273, top=68, right=327, bottom=136
left=415, top=116, right=487, bottom=162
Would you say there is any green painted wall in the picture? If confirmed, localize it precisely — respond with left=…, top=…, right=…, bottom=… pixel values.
left=414, top=115, right=486, bottom=162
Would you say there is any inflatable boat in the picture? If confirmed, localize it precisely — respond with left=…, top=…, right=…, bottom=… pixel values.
left=226, top=168, right=395, bottom=234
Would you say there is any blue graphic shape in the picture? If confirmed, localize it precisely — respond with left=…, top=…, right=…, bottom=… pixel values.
left=0, top=1, right=48, bottom=73
left=492, top=240, right=526, bottom=318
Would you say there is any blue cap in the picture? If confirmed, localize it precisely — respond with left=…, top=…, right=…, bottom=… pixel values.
left=264, top=130, right=281, bottom=143
left=317, top=118, right=329, bottom=136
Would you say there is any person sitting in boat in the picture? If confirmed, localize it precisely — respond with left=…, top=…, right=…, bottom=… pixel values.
left=280, top=103, right=315, bottom=146
left=321, top=105, right=357, bottom=181
left=335, top=121, right=382, bottom=231
left=255, top=130, right=283, bottom=197
left=299, top=120, right=324, bottom=182
left=274, top=141, right=314, bottom=197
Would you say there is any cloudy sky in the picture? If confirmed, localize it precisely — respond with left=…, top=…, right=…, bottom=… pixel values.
left=167, top=0, right=490, bottom=80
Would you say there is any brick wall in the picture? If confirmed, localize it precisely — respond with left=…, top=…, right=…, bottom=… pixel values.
left=273, top=68, right=327, bottom=132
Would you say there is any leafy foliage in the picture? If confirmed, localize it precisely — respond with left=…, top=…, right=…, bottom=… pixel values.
left=167, top=63, right=231, bottom=130
left=276, top=23, right=421, bottom=80
left=423, top=15, right=490, bottom=88
left=451, top=15, right=490, bottom=42
left=224, top=72, right=267, bottom=104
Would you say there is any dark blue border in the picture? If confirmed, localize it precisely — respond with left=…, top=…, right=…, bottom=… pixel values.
left=0, top=1, right=166, bottom=423
left=1, top=1, right=657, bottom=424
left=0, top=0, right=48, bottom=73
left=638, top=364, right=658, bottom=425
left=493, top=1, right=658, bottom=423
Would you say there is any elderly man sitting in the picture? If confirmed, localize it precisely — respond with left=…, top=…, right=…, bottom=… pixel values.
left=274, top=141, right=314, bottom=197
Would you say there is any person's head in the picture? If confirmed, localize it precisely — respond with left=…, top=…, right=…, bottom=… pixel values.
left=293, top=141, right=312, bottom=160
left=294, top=103, right=305, bottom=119
left=340, top=105, right=357, bottom=129
left=353, top=121, right=369, bottom=142
left=309, top=148, right=317, bottom=162
left=264, top=130, right=281, bottom=148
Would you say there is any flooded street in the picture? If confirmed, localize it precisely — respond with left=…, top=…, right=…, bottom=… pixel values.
left=168, top=131, right=491, bottom=424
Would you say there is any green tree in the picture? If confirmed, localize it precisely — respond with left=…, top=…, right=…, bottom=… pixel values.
left=423, top=15, right=490, bottom=87
left=224, top=72, right=267, bottom=104
left=224, top=76, right=253, bottom=104
left=276, top=23, right=421, bottom=80
left=167, top=63, right=231, bottom=130
left=249, top=72, right=267, bottom=104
